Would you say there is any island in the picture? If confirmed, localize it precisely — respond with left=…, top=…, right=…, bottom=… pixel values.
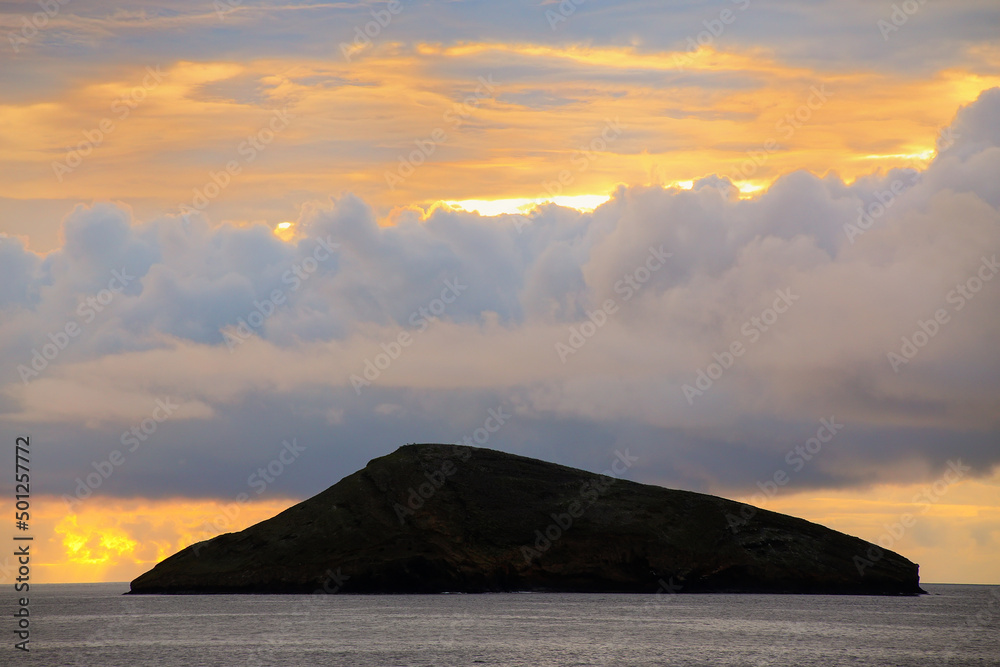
left=129, top=444, right=923, bottom=595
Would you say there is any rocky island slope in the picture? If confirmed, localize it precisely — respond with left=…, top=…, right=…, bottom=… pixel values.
left=130, top=444, right=923, bottom=595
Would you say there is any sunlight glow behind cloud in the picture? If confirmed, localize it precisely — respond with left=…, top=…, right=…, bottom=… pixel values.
left=443, top=194, right=614, bottom=216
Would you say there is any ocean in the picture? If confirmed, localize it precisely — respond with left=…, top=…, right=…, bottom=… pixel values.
left=13, top=583, right=999, bottom=666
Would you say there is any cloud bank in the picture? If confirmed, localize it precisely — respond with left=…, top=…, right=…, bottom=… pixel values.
left=1, top=88, right=998, bottom=504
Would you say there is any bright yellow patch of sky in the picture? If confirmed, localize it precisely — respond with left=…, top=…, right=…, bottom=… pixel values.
left=6, top=468, right=997, bottom=584
left=734, top=468, right=1000, bottom=585
left=4, top=496, right=297, bottom=584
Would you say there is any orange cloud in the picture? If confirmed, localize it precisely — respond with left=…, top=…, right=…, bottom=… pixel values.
left=4, top=44, right=999, bottom=251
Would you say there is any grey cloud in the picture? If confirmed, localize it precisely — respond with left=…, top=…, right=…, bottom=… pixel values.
left=1, top=87, right=998, bottom=503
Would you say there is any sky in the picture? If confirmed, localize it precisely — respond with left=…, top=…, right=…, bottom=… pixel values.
left=0, top=0, right=998, bottom=586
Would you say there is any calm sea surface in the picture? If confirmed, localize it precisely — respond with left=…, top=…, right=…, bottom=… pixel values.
left=13, top=583, right=999, bottom=666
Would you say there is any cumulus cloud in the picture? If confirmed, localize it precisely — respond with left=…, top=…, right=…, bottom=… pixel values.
left=1, top=88, right=998, bottom=502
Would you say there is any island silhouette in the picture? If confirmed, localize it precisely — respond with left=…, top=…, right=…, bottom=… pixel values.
left=130, top=444, right=922, bottom=595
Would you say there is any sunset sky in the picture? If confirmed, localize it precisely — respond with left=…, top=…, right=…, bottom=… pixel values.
left=1, top=0, right=998, bottom=586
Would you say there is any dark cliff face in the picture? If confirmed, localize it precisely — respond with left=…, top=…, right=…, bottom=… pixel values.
left=129, top=444, right=923, bottom=595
